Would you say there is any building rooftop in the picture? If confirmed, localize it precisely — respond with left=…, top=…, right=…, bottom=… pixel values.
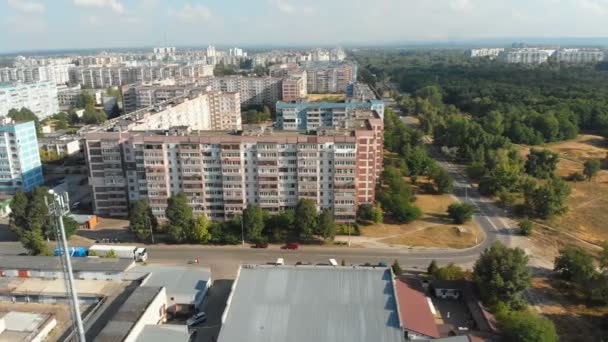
left=395, top=277, right=440, bottom=338
left=128, top=265, right=211, bottom=306
left=95, top=286, right=164, bottom=342
left=0, top=255, right=134, bottom=273
left=217, top=265, right=403, bottom=342
left=134, top=324, right=190, bottom=342
left=0, top=311, right=54, bottom=342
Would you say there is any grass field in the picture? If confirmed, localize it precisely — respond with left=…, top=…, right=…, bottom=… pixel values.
left=361, top=185, right=484, bottom=249
left=522, top=134, right=608, bottom=244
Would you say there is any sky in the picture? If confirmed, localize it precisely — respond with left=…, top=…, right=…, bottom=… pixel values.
left=2, top=0, right=608, bottom=53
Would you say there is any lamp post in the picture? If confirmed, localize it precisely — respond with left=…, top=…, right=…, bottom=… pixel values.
left=47, top=190, right=86, bottom=342
left=240, top=215, right=245, bottom=247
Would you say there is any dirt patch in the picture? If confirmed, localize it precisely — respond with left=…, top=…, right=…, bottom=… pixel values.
left=362, top=191, right=484, bottom=249
left=306, top=93, right=346, bottom=102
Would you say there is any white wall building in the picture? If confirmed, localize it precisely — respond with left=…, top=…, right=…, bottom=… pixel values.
left=555, top=49, right=605, bottom=63
left=466, top=48, right=505, bottom=58
left=39, top=135, right=82, bottom=156
left=0, top=64, right=73, bottom=85
left=0, top=81, right=59, bottom=119
left=498, top=48, right=556, bottom=64
left=211, top=76, right=282, bottom=106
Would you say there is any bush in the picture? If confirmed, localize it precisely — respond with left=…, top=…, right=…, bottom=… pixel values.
left=433, top=263, right=466, bottom=280
left=497, top=310, right=558, bottom=342
left=447, top=203, right=475, bottom=224
left=392, top=260, right=403, bottom=275
left=567, top=172, right=586, bottom=182
left=427, top=260, right=439, bottom=275
left=518, top=219, right=533, bottom=236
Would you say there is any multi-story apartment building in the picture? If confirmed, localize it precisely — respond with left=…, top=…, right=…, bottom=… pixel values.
left=498, top=48, right=556, bottom=64
left=207, top=92, right=242, bottom=130
left=554, top=49, right=605, bottom=63
left=122, top=84, right=195, bottom=113
left=0, top=81, right=59, bottom=119
left=0, top=118, right=44, bottom=194
left=466, top=48, right=505, bottom=59
left=84, top=110, right=383, bottom=221
left=276, top=100, right=385, bottom=131
left=211, top=76, right=282, bottom=106
left=0, top=64, right=73, bottom=85
left=57, top=87, right=103, bottom=109
left=69, top=64, right=214, bottom=88
left=281, top=71, right=307, bottom=102
left=303, top=61, right=356, bottom=93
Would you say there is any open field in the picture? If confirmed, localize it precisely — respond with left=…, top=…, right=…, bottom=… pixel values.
left=361, top=188, right=484, bottom=249
left=528, top=276, right=608, bottom=342
left=521, top=134, right=608, bottom=245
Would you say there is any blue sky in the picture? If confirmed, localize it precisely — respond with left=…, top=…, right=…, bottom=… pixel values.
left=2, top=0, right=608, bottom=53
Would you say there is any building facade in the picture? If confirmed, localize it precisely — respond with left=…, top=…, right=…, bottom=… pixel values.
left=0, top=81, right=59, bottom=120
left=498, top=48, right=556, bottom=64
left=211, top=76, right=282, bottom=106
left=466, top=48, right=505, bottom=58
left=69, top=64, right=213, bottom=88
left=0, top=64, right=73, bottom=85
left=39, top=135, right=82, bottom=156
left=57, top=87, right=103, bottom=109
left=84, top=112, right=383, bottom=222
left=281, top=72, right=307, bottom=102
left=304, top=62, right=355, bottom=93
left=0, top=119, right=44, bottom=194
left=554, top=49, right=605, bottom=63
left=276, top=100, right=385, bottom=130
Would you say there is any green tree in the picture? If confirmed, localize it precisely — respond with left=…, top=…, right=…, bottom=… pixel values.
left=600, top=241, right=608, bottom=271
left=243, top=204, right=265, bottom=243
left=356, top=203, right=383, bottom=223
left=295, top=199, right=318, bottom=239
left=317, top=210, right=337, bottom=241
left=473, top=241, right=531, bottom=308
left=430, top=167, right=453, bottom=194
left=165, top=193, right=192, bottom=243
left=82, top=106, right=107, bottom=124
left=524, top=176, right=570, bottom=218
left=77, top=92, right=96, bottom=108
left=554, top=246, right=596, bottom=282
left=129, top=200, right=158, bottom=241
left=190, top=215, right=211, bottom=243
left=583, top=159, right=601, bottom=180
left=518, top=219, right=534, bottom=236
left=8, top=107, right=41, bottom=136
left=498, top=310, right=558, bottom=342
left=427, top=260, right=439, bottom=275
left=266, top=209, right=295, bottom=242
left=392, top=259, right=402, bottom=275
left=434, top=263, right=466, bottom=280
left=447, top=203, right=475, bottom=224
left=525, top=149, right=559, bottom=179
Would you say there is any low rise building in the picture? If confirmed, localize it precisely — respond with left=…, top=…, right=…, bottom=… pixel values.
left=0, top=119, right=44, bottom=194
left=466, top=48, right=505, bottom=59
left=217, top=265, right=403, bottom=342
left=0, top=81, right=59, bottom=119
left=38, top=135, right=82, bottom=156
left=0, top=311, right=57, bottom=342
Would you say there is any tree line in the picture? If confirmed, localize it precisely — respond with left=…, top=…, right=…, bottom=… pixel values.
left=129, top=195, right=340, bottom=244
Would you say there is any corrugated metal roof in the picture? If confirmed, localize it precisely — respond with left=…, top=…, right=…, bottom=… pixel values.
left=217, top=266, right=403, bottom=342
left=0, top=255, right=134, bottom=272
left=129, top=265, right=211, bottom=305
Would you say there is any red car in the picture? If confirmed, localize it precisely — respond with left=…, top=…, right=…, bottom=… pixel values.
left=282, top=243, right=300, bottom=250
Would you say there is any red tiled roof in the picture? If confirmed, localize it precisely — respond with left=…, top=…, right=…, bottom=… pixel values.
left=395, top=277, right=441, bottom=339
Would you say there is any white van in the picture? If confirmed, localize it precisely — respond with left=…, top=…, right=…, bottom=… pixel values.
left=329, top=258, right=338, bottom=266
left=276, top=258, right=285, bottom=265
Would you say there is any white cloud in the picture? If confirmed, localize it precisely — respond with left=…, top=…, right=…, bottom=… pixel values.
left=73, top=0, right=125, bottom=14
left=7, top=0, right=45, bottom=13
left=169, top=3, right=212, bottom=23
left=271, top=0, right=314, bottom=15
left=578, top=0, right=608, bottom=14
left=5, top=14, right=46, bottom=33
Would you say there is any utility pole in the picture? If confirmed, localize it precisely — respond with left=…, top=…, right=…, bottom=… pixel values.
left=240, top=215, right=245, bottom=247
left=146, top=214, right=155, bottom=244
left=47, top=190, right=86, bottom=342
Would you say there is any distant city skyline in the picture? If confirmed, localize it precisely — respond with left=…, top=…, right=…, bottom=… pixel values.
left=2, top=0, right=608, bottom=53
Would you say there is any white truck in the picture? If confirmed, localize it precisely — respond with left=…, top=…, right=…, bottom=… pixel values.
left=88, top=245, right=148, bottom=262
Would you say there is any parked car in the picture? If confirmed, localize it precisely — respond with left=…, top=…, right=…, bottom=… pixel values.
left=186, top=312, right=207, bottom=327
left=282, top=243, right=300, bottom=250
left=71, top=201, right=80, bottom=210
left=253, top=241, right=268, bottom=248
left=378, top=262, right=387, bottom=267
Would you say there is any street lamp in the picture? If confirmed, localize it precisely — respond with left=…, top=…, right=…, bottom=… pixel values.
left=240, top=215, right=245, bottom=247
left=47, top=190, right=86, bottom=342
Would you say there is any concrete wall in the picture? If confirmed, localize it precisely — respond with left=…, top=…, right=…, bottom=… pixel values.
left=124, top=287, right=167, bottom=342
left=31, top=317, right=57, bottom=342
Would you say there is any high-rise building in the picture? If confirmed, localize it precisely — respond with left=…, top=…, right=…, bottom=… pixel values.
left=281, top=71, right=307, bottom=102
left=498, top=48, right=556, bottom=64
left=0, top=64, right=73, bottom=85
left=84, top=110, right=383, bottom=221
left=0, top=118, right=44, bottom=194
left=211, top=76, right=282, bottom=106
left=68, top=64, right=214, bottom=88
left=276, top=100, right=385, bottom=131
left=0, top=81, right=59, bottom=120
left=304, top=62, right=355, bottom=93
left=554, top=49, right=605, bottom=63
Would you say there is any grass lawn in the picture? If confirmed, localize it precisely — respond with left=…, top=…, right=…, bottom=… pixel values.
left=361, top=185, right=484, bottom=249
left=521, top=134, right=608, bottom=244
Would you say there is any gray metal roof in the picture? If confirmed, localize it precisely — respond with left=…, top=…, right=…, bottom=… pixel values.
left=129, top=265, right=211, bottom=306
left=217, top=266, right=403, bottom=342
left=135, top=324, right=189, bottom=342
left=95, top=286, right=164, bottom=342
left=0, top=255, right=134, bottom=273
